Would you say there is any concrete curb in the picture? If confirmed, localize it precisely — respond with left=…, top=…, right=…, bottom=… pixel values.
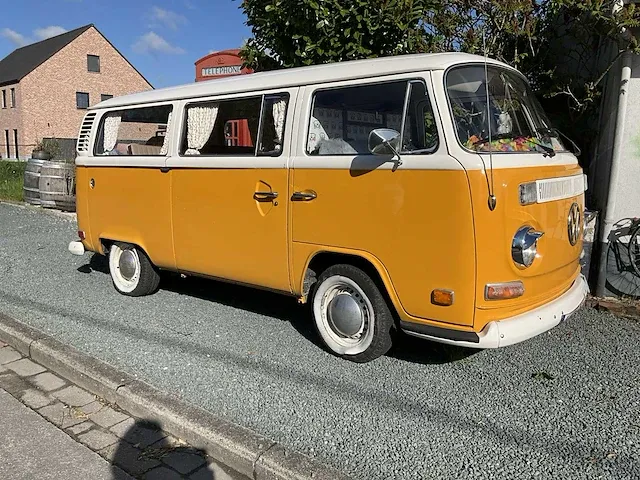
left=0, top=313, right=352, bottom=480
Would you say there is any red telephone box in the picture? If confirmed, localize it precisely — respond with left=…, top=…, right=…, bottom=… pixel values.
left=224, top=120, right=253, bottom=147
left=195, top=49, right=253, bottom=82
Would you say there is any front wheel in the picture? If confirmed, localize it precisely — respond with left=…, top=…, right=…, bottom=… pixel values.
left=311, top=264, right=394, bottom=363
left=108, top=242, right=160, bottom=296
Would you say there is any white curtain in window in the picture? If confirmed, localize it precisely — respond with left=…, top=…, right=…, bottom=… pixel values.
left=103, top=113, right=121, bottom=153
left=185, top=105, right=218, bottom=155
left=272, top=99, right=287, bottom=145
left=160, top=111, right=173, bottom=155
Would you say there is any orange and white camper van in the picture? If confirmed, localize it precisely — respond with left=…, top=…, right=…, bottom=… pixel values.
left=69, top=53, right=588, bottom=362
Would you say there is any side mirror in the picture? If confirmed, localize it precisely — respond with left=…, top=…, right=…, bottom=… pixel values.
left=368, top=128, right=401, bottom=155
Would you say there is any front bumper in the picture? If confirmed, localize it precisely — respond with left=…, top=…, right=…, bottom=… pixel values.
left=402, top=274, right=589, bottom=349
left=68, top=241, right=85, bottom=256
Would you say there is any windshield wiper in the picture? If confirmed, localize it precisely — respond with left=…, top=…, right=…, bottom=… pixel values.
left=528, top=137, right=556, bottom=158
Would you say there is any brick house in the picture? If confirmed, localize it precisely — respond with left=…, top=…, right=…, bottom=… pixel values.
left=0, top=24, right=152, bottom=160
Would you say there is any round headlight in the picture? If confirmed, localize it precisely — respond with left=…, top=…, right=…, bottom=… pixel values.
left=512, top=226, right=544, bottom=268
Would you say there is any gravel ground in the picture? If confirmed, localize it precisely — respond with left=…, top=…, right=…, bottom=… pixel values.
left=0, top=202, right=639, bottom=480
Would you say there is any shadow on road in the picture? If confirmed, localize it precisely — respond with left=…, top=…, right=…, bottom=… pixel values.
left=110, top=418, right=215, bottom=479
left=80, top=252, right=478, bottom=365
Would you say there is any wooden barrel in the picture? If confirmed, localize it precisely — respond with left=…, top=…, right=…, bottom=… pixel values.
left=39, top=161, right=76, bottom=212
left=23, top=158, right=45, bottom=205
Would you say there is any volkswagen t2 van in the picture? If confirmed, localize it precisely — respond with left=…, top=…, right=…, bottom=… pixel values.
left=68, top=53, right=588, bottom=363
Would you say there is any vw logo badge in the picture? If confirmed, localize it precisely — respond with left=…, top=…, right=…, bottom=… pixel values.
left=567, top=203, right=581, bottom=246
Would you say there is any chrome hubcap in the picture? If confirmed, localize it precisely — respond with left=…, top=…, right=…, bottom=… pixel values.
left=327, top=292, right=364, bottom=337
left=119, top=250, right=137, bottom=280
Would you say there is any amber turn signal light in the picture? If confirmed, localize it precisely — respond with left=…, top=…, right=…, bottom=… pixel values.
left=485, top=281, right=525, bottom=301
left=431, top=289, right=454, bottom=306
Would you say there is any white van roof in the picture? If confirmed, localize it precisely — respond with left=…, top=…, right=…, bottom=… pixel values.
left=95, top=52, right=512, bottom=109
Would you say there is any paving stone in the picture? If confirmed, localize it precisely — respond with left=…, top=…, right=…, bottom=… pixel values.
left=21, top=388, right=53, bottom=409
left=62, top=407, right=91, bottom=428
left=78, top=429, right=119, bottom=450
left=0, top=372, right=30, bottom=395
left=52, top=385, right=95, bottom=407
left=38, top=402, right=66, bottom=426
left=190, top=462, right=239, bottom=480
left=0, top=346, right=21, bottom=365
left=0, top=364, right=6, bottom=373
left=111, top=419, right=167, bottom=448
left=162, top=450, right=207, bottom=475
left=0, top=340, right=6, bottom=348
left=79, top=401, right=103, bottom=415
left=143, top=467, right=183, bottom=480
left=101, top=442, right=162, bottom=476
left=5, top=358, right=46, bottom=377
left=29, top=372, right=66, bottom=392
left=110, top=417, right=135, bottom=438
left=67, top=421, right=94, bottom=435
left=90, top=406, right=129, bottom=428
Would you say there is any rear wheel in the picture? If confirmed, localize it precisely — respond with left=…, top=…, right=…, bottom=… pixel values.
left=108, top=242, right=160, bottom=296
left=311, top=264, right=394, bottom=363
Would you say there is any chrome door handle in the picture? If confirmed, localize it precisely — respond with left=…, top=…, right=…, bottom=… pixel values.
left=291, top=190, right=317, bottom=201
left=254, top=191, right=278, bottom=201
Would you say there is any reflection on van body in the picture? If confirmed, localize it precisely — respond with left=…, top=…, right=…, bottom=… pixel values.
left=69, top=53, right=588, bottom=363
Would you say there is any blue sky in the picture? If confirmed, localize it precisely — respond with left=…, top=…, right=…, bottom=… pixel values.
left=0, top=0, right=251, bottom=88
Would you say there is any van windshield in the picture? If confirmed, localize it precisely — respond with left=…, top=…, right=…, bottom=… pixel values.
left=446, top=65, right=565, bottom=154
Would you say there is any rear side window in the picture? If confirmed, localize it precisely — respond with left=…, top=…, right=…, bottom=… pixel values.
left=181, top=93, right=289, bottom=156
left=94, top=105, right=173, bottom=156
left=307, top=79, right=438, bottom=155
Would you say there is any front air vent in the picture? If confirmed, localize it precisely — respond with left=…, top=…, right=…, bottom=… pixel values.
left=76, top=112, right=97, bottom=155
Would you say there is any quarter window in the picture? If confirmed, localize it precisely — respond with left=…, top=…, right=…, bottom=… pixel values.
left=181, top=93, right=289, bottom=156
left=307, top=80, right=438, bottom=155
left=88, top=55, right=100, bottom=73
left=94, top=105, right=173, bottom=156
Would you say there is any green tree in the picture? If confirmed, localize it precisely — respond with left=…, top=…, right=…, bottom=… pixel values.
left=239, top=0, right=437, bottom=69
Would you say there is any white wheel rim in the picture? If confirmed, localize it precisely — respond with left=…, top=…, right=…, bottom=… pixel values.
left=313, top=275, right=375, bottom=355
left=109, top=245, right=141, bottom=293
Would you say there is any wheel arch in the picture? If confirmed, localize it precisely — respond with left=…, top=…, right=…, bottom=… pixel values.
left=300, top=249, right=404, bottom=322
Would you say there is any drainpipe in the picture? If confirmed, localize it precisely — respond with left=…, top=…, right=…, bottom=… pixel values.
left=595, top=50, right=633, bottom=296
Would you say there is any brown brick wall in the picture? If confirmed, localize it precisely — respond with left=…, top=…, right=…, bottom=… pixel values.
left=19, top=26, right=152, bottom=159
left=0, top=83, right=23, bottom=159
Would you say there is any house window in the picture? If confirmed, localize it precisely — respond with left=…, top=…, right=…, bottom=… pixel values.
left=10, top=88, right=15, bottom=108
left=4, top=130, right=9, bottom=158
left=1, top=90, right=5, bottom=108
left=87, top=55, right=100, bottom=73
left=101, top=94, right=113, bottom=102
left=94, top=105, right=173, bottom=156
left=13, top=130, right=18, bottom=159
left=76, top=92, right=89, bottom=109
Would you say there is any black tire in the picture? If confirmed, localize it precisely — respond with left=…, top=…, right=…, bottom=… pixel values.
left=108, top=242, right=160, bottom=297
left=311, top=264, right=394, bottom=363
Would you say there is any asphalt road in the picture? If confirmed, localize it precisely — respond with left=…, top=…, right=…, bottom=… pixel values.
left=0, top=202, right=638, bottom=480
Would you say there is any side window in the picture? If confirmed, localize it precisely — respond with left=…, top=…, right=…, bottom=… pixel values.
left=94, top=105, right=173, bottom=156
left=181, top=94, right=289, bottom=156
left=307, top=79, right=438, bottom=155
left=258, top=94, right=289, bottom=156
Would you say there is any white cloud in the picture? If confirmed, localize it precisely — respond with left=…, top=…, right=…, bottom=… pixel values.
left=34, top=26, right=67, bottom=40
left=132, top=32, right=185, bottom=55
left=1, top=28, right=28, bottom=47
left=150, top=6, right=187, bottom=31
left=184, top=0, right=196, bottom=10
